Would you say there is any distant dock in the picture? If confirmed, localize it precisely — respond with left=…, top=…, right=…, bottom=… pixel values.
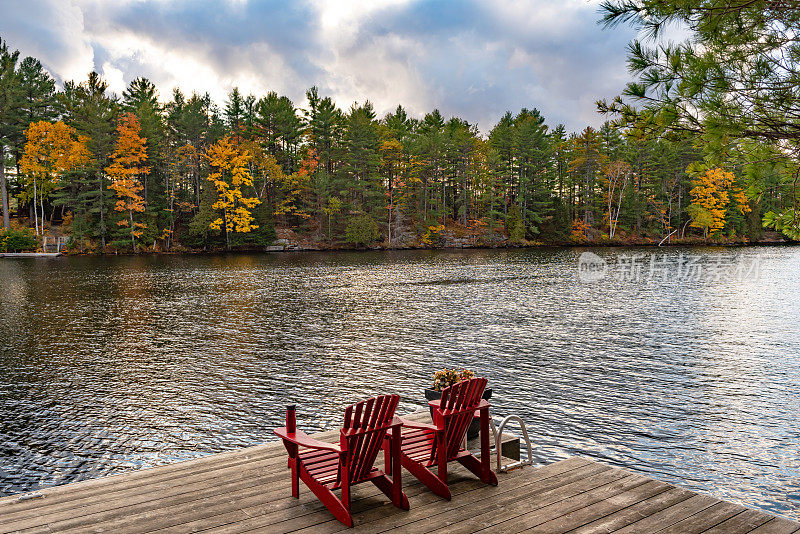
left=0, top=252, right=61, bottom=258
left=1, top=410, right=797, bottom=533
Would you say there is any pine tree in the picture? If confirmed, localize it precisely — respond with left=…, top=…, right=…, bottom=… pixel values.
left=224, top=87, right=245, bottom=141
left=0, top=38, right=21, bottom=228
left=57, top=72, right=118, bottom=247
left=123, top=77, right=167, bottom=247
left=340, top=102, right=381, bottom=216
left=305, top=87, right=343, bottom=220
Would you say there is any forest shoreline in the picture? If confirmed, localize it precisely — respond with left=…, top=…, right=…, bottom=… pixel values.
left=54, top=234, right=793, bottom=256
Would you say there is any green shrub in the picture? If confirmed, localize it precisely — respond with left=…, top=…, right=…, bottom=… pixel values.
left=344, top=214, right=379, bottom=246
left=0, top=228, right=38, bottom=252
left=506, top=204, right=525, bottom=242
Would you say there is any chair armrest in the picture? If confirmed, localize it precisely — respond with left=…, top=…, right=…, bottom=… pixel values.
left=397, top=415, right=439, bottom=432
left=384, top=417, right=406, bottom=437
left=274, top=427, right=342, bottom=453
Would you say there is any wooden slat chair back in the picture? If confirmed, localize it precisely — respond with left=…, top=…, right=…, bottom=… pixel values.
left=274, top=394, right=409, bottom=527
left=341, top=395, right=398, bottom=485
left=396, top=377, right=498, bottom=500
left=434, top=377, right=487, bottom=462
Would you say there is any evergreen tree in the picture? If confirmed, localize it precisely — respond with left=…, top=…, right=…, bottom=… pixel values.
left=0, top=38, right=21, bottom=228
left=56, top=72, right=118, bottom=247
left=305, top=86, right=343, bottom=220
left=340, top=102, right=381, bottom=216
left=224, top=87, right=245, bottom=141
left=513, top=108, right=551, bottom=236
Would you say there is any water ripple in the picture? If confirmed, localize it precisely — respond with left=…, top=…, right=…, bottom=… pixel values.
left=0, top=247, right=798, bottom=520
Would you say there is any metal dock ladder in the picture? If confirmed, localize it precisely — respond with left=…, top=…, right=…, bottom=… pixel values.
left=489, top=414, right=534, bottom=472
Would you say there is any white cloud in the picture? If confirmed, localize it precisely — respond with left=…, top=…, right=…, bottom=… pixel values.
left=0, top=0, right=94, bottom=83
left=100, top=62, right=125, bottom=95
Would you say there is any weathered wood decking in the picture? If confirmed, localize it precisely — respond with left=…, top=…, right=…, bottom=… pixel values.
left=1, top=411, right=797, bottom=533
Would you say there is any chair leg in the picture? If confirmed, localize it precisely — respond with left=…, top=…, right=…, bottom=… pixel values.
left=341, top=468, right=350, bottom=513
left=479, top=408, right=492, bottom=482
left=372, top=475, right=410, bottom=510
left=286, top=445, right=300, bottom=498
left=400, top=453, right=451, bottom=500
left=290, top=457, right=300, bottom=498
left=299, top=469, right=354, bottom=527
left=457, top=454, right=498, bottom=485
left=391, top=426, right=404, bottom=506
left=383, top=434, right=392, bottom=474
left=436, top=432, right=448, bottom=485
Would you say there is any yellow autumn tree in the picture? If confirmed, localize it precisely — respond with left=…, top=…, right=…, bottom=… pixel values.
left=274, top=148, right=313, bottom=222
left=206, top=136, right=260, bottom=249
left=20, top=121, right=91, bottom=235
left=688, top=168, right=750, bottom=239
left=240, top=139, right=285, bottom=202
left=105, top=113, right=149, bottom=252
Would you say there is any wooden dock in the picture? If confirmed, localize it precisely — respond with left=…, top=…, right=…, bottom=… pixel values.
left=1, top=411, right=797, bottom=533
left=0, top=252, right=61, bottom=258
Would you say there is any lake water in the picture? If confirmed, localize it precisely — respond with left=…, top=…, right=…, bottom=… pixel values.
left=0, top=247, right=798, bottom=519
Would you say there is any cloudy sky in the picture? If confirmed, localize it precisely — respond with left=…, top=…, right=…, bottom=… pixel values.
left=0, top=0, right=641, bottom=133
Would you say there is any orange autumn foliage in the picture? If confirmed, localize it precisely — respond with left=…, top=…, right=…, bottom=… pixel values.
left=688, top=168, right=750, bottom=237
left=106, top=113, right=149, bottom=247
left=20, top=121, right=91, bottom=181
left=20, top=121, right=91, bottom=234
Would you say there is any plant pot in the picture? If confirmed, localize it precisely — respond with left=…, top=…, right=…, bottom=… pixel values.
left=424, top=387, right=493, bottom=439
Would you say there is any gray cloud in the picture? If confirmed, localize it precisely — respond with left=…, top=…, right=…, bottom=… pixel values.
left=0, top=0, right=638, bottom=133
left=0, top=0, right=94, bottom=84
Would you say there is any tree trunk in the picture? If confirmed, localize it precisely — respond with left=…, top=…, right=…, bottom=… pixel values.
left=423, top=177, right=427, bottom=221
left=33, top=176, right=39, bottom=235
left=612, top=174, right=626, bottom=238
left=130, top=210, right=135, bottom=253
left=463, top=166, right=468, bottom=226
left=99, top=173, right=106, bottom=249
left=0, top=145, right=9, bottom=229
left=678, top=183, right=682, bottom=238
left=583, top=161, right=591, bottom=228
left=224, top=213, right=230, bottom=251
left=607, top=178, right=615, bottom=238
left=388, top=183, right=392, bottom=244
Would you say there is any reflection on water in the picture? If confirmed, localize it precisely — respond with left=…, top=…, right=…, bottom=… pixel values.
left=0, top=247, right=798, bottom=519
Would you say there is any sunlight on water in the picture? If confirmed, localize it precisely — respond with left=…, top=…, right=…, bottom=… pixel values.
left=0, top=247, right=798, bottom=519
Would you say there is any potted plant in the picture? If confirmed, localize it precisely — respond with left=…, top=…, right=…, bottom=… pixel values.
left=425, top=368, right=492, bottom=439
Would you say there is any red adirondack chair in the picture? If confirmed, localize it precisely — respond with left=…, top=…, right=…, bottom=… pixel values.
left=395, top=377, right=498, bottom=499
left=274, top=395, right=409, bottom=527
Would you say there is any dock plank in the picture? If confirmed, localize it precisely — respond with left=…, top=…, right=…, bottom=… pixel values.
left=654, top=501, right=747, bottom=534
left=0, top=410, right=796, bottom=534
left=521, top=479, right=672, bottom=533
left=748, top=517, right=800, bottom=534
left=613, top=493, right=721, bottom=533
left=482, top=474, right=653, bottom=533
left=569, top=485, right=696, bottom=533
left=701, top=509, right=778, bottom=533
